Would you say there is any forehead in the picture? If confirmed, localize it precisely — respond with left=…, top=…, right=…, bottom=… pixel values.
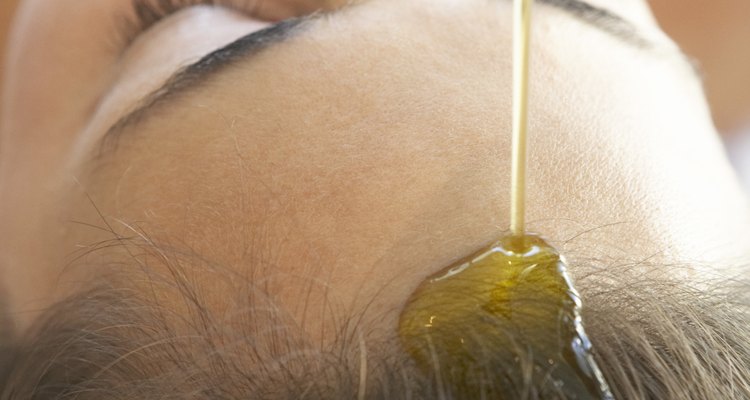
left=72, top=0, right=679, bottom=326
left=70, top=0, right=692, bottom=265
left=2, top=0, right=736, bottom=336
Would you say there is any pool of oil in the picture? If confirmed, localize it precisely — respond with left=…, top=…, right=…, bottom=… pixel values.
left=398, top=234, right=614, bottom=399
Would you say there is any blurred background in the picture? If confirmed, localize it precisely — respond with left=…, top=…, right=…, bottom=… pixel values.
left=0, top=0, right=749, bottom=184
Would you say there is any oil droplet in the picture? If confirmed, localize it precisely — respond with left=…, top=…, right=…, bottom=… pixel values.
left=398, top=234, right=614, bottom=399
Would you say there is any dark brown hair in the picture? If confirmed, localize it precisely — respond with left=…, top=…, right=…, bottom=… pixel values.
left=1, top=234, right=749, bottom=399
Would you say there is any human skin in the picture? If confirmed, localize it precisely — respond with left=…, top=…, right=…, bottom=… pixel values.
left=650, top=0, right=750, bottom=133
left=0, top=0, right=19, bottom=92
left=1, top=0, right=749, bottom=344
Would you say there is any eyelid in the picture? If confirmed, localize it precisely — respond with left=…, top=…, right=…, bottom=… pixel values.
left=119, top=0, right=263, bottom=48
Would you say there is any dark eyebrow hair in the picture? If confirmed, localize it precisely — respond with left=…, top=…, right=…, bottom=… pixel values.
left=98, top=0, right=648, bottom=155
left=539, top=0, right=650, bottom=47
left=98, top=15, right=311, bottom=154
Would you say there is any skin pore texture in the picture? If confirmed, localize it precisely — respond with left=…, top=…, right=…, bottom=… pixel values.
left=1, top=0, right=750, bottom=398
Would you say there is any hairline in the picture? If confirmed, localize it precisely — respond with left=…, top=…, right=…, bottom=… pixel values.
left=1, top=241, right=749, bottom=399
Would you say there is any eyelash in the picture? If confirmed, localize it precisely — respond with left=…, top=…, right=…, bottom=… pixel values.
left=120, top=0, right=260, bottom=46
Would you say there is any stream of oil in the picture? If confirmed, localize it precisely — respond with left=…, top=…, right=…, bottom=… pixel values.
left=398, top=0, right=615, bottom=398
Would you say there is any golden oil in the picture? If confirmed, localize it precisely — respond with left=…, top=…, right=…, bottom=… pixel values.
left=398, top=0, right=614, bottom=397
left=398, top=234, right=613, bottom=399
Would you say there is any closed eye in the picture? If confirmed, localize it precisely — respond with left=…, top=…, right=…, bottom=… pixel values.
left=119, top=0, right=270, bottom=48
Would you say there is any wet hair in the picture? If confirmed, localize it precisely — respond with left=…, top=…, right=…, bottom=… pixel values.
left=0, top=233, right=749, bottom=400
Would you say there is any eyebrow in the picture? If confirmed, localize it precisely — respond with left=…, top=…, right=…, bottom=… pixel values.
left=540, top=0, right=650, bottom=46
left=99, top=15, right=311, bottom=154
left=99, top=0, right=648, bottom=154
